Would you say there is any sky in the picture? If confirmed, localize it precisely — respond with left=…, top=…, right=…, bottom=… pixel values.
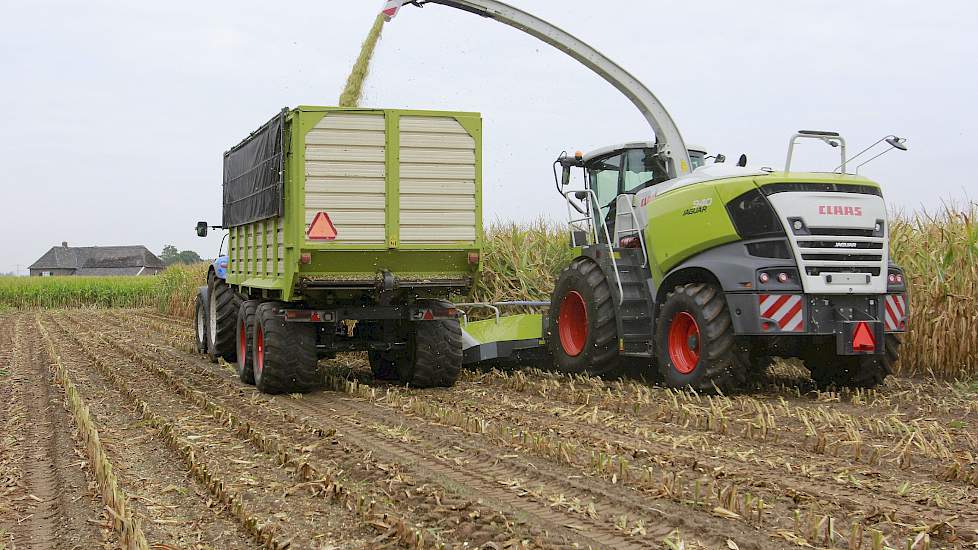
left=1, top=0, right=976, bottom=274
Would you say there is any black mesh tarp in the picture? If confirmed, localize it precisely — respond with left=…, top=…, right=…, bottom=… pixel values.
left=222, top=109, right=287, bottom=227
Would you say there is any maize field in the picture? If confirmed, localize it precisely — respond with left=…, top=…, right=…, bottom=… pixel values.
left=0, top=209, right=976, bottom=549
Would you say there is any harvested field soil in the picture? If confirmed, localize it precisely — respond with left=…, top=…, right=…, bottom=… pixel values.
left=3, top=309, right=977, bottom=549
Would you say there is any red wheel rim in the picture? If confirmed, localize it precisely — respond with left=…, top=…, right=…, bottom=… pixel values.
left=239, top=320, right=247, bottom=367
left=255, top=325, right=264, bottom=376
left=558, top=291, right=588, bottom=357
left=668, top=312, right=700, bottom=374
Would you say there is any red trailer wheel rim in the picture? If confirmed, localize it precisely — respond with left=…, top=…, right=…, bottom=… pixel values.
left=239, top=320, right=247, bottom=366
left=668, top=312, right=700, bottom=374
left=255, top=325, right=265, bottom=376
left=558, top=291, right=588, bottom=357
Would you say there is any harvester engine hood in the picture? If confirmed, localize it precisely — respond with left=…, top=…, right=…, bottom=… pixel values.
left=765, top=186, right=888, bottom=295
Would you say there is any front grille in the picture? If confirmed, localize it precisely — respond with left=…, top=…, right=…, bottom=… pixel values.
left=797, top=240, right=883, bottom=249
left=808, top=227, right=877, bottom=237
left=801, top=253, right=884, bottom=262
left=806, top=266, right=882, bottom=276
left=790, top=224, right=887, bottom=287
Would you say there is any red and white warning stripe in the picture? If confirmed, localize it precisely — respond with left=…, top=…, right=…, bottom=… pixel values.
left=884, top=294, right=907, bottom=331
left=759, top=294, right=804, bottom=332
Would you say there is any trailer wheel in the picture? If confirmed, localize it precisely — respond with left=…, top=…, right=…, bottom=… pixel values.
left=207, top=277, right=242, bottom=363
left=548, top=258, right=619, bottom=375
left=654, top=283, right=747, bottom=392
left=194, top=287, right=208, bottom=354
left=802, top=334, right=899, bottom=389
left=235, top=300, right=260, bottom=385
left=252, top=302, right=321, bottom=394
left=399, top=308, right=462, bottom=388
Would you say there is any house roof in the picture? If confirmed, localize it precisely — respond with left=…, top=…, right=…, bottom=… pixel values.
left=29, top=245, right=165, bottom=271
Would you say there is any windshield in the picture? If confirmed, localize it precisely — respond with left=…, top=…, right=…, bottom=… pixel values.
left=623, top=148, right=668, bottom=193
left=689, top=150, right=707, bottom=170
left=587, top=154, right=622, bottom=216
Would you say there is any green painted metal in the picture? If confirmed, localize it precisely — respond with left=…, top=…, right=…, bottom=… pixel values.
left=462, top=313, right=544, bottom=345
left=226, top=106, right=483, bottom=304
left=642, top=172, right=882, bottom=278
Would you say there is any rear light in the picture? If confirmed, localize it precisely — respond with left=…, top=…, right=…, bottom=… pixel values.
left=300, top=253, right=312, bottom=265
left=777, top=272, right=789, bottom=283
left=619, top=236, right=641, bottom=248
left=759, top=273, right=770, bottom=284
left=888, top=273, right=897, bottom=284
left=467, top=251, right=480, bottom=265
left=896, top=274, right=903, bottom=284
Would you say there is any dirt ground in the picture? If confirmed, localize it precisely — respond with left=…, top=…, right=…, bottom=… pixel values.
left=0, top=310, right=976, bottom=550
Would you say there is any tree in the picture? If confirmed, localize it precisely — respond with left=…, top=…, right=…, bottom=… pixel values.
left=160, top=245, right=179, bottom=266
left=161, top=245, right=203, bottom=267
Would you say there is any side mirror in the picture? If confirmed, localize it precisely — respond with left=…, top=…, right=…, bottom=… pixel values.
left=737, top=154, right=748, bottom=167
left=561, top=165, right=572, bottom=186
left=714, top=154, right=726, bottom=164
left=196, top=221, right=209, bottom=238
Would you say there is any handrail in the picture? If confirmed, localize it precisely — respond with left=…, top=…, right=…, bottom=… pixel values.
left=562, top=189, right=624, bottom=304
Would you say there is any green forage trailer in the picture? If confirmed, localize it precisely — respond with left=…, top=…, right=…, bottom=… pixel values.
left=194, top=106, right=483, bottom=393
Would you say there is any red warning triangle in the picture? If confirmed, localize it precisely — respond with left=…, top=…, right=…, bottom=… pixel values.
left=852, top=322, right=876, bottom=352
left=307, top=211, right=337, bottom=241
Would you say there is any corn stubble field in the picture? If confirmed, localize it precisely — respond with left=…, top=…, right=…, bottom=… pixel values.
left=0, top=213, right=976, bottom=550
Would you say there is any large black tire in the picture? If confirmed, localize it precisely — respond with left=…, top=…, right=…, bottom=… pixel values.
left=802, top=334, right=899, bottom=389
left=194, top=288, right=208, bottom=354
left=548, top=258, right=619, bottom=375
left=207, top=277, right=242, bottom=363
left=252, top=302, right=321, bottom=394
left=654, top=283, right=748, bottom=392
left=398, top=312, right=462, bottom=388
left=235, top=300, right=259, bottom=385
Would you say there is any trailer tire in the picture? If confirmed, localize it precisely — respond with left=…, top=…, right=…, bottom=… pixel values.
left=548, top=257, right=619, bottom=376
left=194, top=287, right=208, bottom=354
left=399, top=311, right=462, bottom=388
left=654, top=283, right=748, bottom=392
left=802, top=334, right=899, bottom=389
left=253, top=302, right=321, bottom=394
left=235, top=300, right=260, bottom=385
left=207, top=277, right=242, bottom=363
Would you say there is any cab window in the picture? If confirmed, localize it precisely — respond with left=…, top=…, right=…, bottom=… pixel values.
left=587, top=154, right=622, bottom=215
left=623, top=148, right=667, bottom=194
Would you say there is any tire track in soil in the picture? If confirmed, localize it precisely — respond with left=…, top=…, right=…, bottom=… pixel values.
left=38, top=314, right=261, bottom=549
left=43, top=314, right=375, bottom=550
left=459, top=369, right=976, bottom=489
left=95, top=311, right=771, bottom=550
left=116, top=310, right=976, bottom=548
left=6, top=314, right=109, bottom=549
left=73, top=311, right=663, bottom=550
left=403, top=379, right=978, bottom=537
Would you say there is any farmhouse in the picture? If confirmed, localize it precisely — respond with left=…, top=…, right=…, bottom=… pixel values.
left=29, top=242, right=164, bottom=277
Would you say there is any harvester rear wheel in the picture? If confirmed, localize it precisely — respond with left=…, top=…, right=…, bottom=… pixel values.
left=235, top=300, right=260, bottom=385
left=207, top=277, right=242, bottom=363
left=399, top=312, right=463, bottom=388
left=548, top=258, right=619, bottom=376
left=252, top=302, right=321, bottom=394
left=654, top=283, right=747, bottom=392
left=802, top=334, right=899, bottom=389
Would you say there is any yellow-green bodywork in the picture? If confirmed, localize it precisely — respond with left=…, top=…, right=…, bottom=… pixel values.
left=642, top=172, right=881, bottom=284
left=462, top=313, right=544, bottom=344
left=226, top=106, right=483, bottom=302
